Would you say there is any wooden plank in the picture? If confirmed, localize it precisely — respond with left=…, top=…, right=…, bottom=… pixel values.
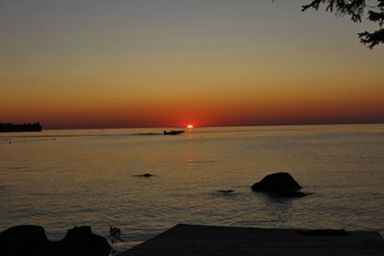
left=122, top=224, right=384, bottom=256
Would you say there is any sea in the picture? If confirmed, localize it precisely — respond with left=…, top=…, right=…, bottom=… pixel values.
left=0, top=124, right=383, bottom=250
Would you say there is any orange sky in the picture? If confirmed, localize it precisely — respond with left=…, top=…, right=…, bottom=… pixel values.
left=1, top=1, right=383, bottom=128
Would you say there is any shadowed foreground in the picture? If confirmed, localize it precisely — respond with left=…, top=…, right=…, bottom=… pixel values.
left=0, top=225, right=110, bottom=256
left=123, top=224, right=384, bottom=256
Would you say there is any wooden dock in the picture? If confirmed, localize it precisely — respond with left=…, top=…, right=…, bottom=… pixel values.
left=123, top=224, right=384, bottom=256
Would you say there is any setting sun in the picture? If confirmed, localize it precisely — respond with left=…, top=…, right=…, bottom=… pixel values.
left=187, top=124, right=194, bottom=129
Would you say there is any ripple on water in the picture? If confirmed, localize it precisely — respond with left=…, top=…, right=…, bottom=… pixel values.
left=0, top=125, right=383, bottom=251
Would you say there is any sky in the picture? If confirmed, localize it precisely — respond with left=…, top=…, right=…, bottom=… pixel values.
left=1, top=0, right=383, bottom=128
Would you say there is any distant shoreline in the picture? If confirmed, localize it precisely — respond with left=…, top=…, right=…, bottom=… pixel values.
left=36, top=121, right=384, bottom=131
left=0, top=122, right=42, bottom=133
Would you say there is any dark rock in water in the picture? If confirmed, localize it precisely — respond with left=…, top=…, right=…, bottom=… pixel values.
left=217, top=190, right=234, bottom=194
left=0, top=225, right=49, bottom=256
left=251, top=172, right=304, bottom=197
left=0, top=225, right=111, bottom=256
left=134, top=173, right=154, bottom=178
left=251, top=172, right=302, bottom=192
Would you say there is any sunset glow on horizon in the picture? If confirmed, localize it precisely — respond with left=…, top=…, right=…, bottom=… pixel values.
left=1, top=1, right=383, bottom=129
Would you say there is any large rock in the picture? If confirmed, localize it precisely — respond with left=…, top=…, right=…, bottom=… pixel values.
left=0, top=225, right=111, bottom=256
left=0, top=225, right=49, bottom=256
left=59, top=226, right=111, bottom=256
left=251, top=172, right=305, bottom=197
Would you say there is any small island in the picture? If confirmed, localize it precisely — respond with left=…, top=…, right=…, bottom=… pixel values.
left=0, top=122, right=42, bottom=132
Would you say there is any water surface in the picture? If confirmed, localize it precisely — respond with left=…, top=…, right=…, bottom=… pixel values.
left=0, top=124, right=383, bottom=249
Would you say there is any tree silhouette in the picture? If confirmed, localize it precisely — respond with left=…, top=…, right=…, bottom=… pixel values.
left=302, top=0, right=384, bottom=48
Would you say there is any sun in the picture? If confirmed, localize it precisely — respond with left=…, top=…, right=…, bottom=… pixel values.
left=187, top=124, right=194, bottom=129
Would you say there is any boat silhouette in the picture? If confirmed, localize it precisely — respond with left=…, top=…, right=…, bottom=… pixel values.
left=163, top=130, right=185, bottom=135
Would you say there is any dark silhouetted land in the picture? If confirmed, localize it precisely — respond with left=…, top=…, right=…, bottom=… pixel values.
left=123, top=224, right=384, bottom=256
left=0, top=122, right=42, bottom=132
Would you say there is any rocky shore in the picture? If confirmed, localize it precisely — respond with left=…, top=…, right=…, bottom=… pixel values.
left=0, top=225, right=110, bottom=256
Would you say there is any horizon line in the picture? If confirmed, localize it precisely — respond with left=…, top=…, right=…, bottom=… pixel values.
left=41, top=121, right=384, bottom=130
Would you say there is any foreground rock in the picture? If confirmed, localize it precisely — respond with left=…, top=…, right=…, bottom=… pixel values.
left=59, top=226, right=111, bottom=256
left=0, top=225, right=48, bottom=256
left=0, top=225, right=111, bottom=256
left=251, top=172, right=307, bottom=197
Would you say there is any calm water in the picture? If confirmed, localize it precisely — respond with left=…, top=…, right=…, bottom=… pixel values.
left=0, top=124, right=383, bottom=250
